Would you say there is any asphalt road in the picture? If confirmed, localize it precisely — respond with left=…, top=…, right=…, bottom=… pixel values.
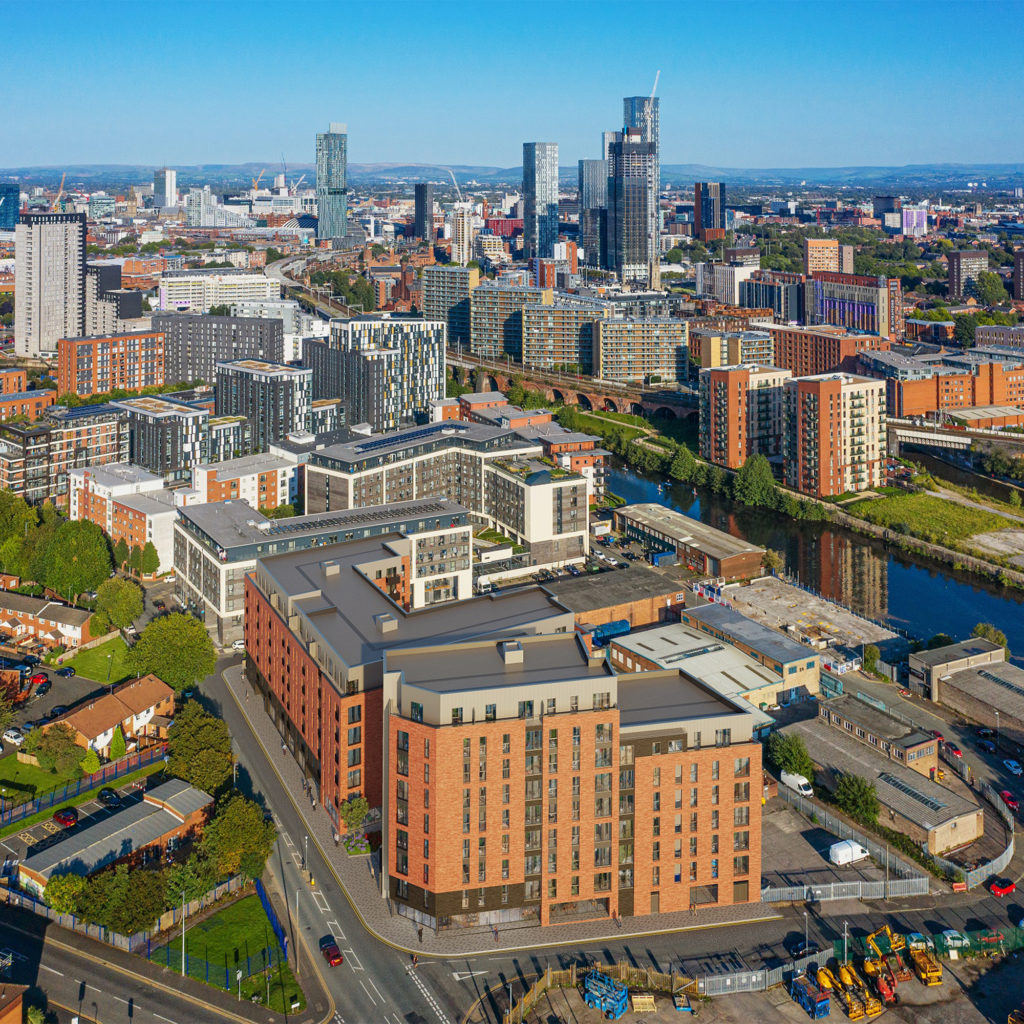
left=206, top=660, right=448, bottom=1024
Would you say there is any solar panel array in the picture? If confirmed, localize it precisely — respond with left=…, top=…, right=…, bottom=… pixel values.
left=878, top=771, right=946, bottom=812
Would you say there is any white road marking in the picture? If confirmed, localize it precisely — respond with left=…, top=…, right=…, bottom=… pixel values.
left=39, top=964, right=64, bottom=976
left=282, top=832, right=294, bottom=847
left=360, top=979, right=380, bottom=1004
left=406, top=963, right=452, bottom=1024
left=110, top=995, right=129, bottom=1005
left=452, top=969, right=488, bottom=980
left=327, top=918, right=345, bottom=940
left=367, top=977, right=385, bottom=1003
left=344, top=949, right=363, bottom=971
left=153, top=1014, right=177, bottom=1024
left=312, top=890, right=331, bottom=913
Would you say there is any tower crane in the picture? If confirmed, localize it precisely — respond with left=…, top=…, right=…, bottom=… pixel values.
left=650, top=70, right=660, bottom=100
left=50, top=172, right=66, bottom=212
left=444, top=168, right=463, bottom=202
left=251, top=169, right=266, bottom=192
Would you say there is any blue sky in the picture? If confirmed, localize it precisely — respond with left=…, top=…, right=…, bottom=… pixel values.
left=4, top=0, right=1023, bottom=169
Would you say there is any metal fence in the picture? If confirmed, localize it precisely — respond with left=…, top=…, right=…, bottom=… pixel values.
left=254, top=877, right=289, bottom=961
left=147, top=935, right=284, bottom=991
left=0, top=743, right=167, bottom=828
left=931, top=779, right=1015, bottom=890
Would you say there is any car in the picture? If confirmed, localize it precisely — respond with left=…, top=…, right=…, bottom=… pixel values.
left=929, top=729, right=944, bottom=742
left=941, top=929, right=971, bottom=950
left=125, top=624, right=137, bottom=635
left=319, top=938, right=343, bottom=966
left=29, top=672, right=47, bottom=686
left=46, top=705, right=68, bottom=720
left=978, top=739, right=997, bottom=754
left=98, top=788, right=121, bottom=808
left=945, top=743, right=962, bottom=758
left=52, top=807, right=79, bottom=828
left=898, top=688, right=911, bottom=697
left=2, top=727, right=24, bottom=747
left=21, top=720, right=37, bottom=732
left=56, top=667, right=74, bottom=678
left=1000, top=790, right=1020, bottom=813
left=154, top=599, right=165, bottom=610
left=990, top=877, right=1017, bottom=898
left=34, top=680, right=51, bottom=697
left=787, top=938, right=821, bottom=959
left=1005, top=759, right=1023, bottom=776
left=976, top=726, right=995, bottom=738
left=231, top=639, right=246, bottom=651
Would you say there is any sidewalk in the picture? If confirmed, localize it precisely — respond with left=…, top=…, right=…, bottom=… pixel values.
left=223, top=665, right=781, bottom=958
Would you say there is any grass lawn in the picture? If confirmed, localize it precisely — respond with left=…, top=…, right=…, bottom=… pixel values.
left=847, top=492, right=1009, bottom=544
left=151, top=894, right=305, bottom=1014
left=0, top=761, right=164, bottom=838
left=65, top=636, right=132, bottom=684
left=0, top=751, right=81, bottom=805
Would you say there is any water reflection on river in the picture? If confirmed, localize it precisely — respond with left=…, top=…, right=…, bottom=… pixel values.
left=608, top=464, right=1024, bottom=663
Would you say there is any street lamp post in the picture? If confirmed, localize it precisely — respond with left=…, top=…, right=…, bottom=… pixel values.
left=181, top=888, right=187, bottom=977
left=843, top=920, right=849, bottom=966
left=303, top=834, right=308, bottom=873
left=996, top=710, right=1000, bottom=745
left=804, top=910, right=808, bottom=953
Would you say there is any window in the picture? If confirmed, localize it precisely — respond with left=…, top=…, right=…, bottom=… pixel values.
left=652, top=866, right=660, bottom=886
left=348, top=726, right=361, bottom=745
left=518, top=700, right=535, bottom=719
left=711, top=810, right=719, bottom=831
left=734, top=856, right=749, bottom=876
left=397, top=730, right=409, bottom=750
left=652, top=792, right=660, bottom=812
left=503, top=784, right=510, bottom=805
left=652, top=841, right=660, bottom=862
left=502, top=758, right=510, bottom=779
left=711, top=858, right=719, bottom=879
left=652, top=767, right=661, bottom=787
left=348, top=706, right=361, bottom=724
left=594, top=872, right=612, bottom=892
left=690, top=837, right=697, bottom=856
left=734, top=806, right=749, bottom=826
left=410, top=702, right=423, bottom=723
left=711, top=761, right=719, bottom=781
left=689, top=763, right=698, bottom=783
left=689, top=862, right=697, bottom=882
left=711, top=785, right=720, bottom=806
left=689, top=787, right=697, bottom=807
left=502, top=733, right=511, bottom=754
left=546, top=698, right=556, bottom=716
left=690, top=812, right=698, bottom=833
left=734, top=757, right=750, bottom=778
left=452, top=708, right=463, bottom=725
left=485, top=704, right=496, bottom=722
left=734, top=831, right=749, bottom=851
left=734, top=782, right=750, bottom=803
left=711, top=834, right=719, bottom=854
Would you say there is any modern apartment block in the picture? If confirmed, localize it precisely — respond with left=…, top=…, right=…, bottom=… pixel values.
left=56, top=331, right=165, bottom=397
left=1015, top=249, right=1024, bottom=302
left=0, top=183, right=20, bottom=230
left=699, top=364, right=793, bottom=469
left=151, top=313, right=285, bottom=387
left=762, top=322, right=891, bottom=377
left=421, top=265, right=479, bottom=350
left=607, top=128, right=659, bottom=285
left=192, top=453, right=301, bottom=510
left=414, top=183, right=434, bottom=242
left=215, top=360, right=312, bottom=451
left=157, top=270, right=280, bottom=313
left=0, top=405, right=129, bottom=506
left=316, top=123, right=349, bottom=240
left=0, top=364, right=56, bottom=422
left=738, top=270, right=806, bottom=322
left=693, top=182, right=725, bottom=240
left=947, top=250, right=990, bottom=301
left=592, top=318, right=689, bottom=384
left=244, top=536, right=763, bottom=929
left=84, top=263, right=144, bottom=336
left=470, top=282, right=553, bottom=361
left=110, top=396, right=208, bottom=482
left=15, top=212, right=86, bottom=358
left=523, top=142, right=559, bottom=260
left=450, top=204, right=474, bottom=267
left=304, top=421, right=591, bottom=568
left=178, top=497, right=471, bottom=643
left=805, top=272, right=903, bottom=341
left=783, top=373, right=887, bottom=498
left=578, top=159, right=608, bottom=268
left=691, top=329, right=773, bottom=369
left=802, top=238, right=854, bottom=276
left=976, top=323, right=1024, bottom=349
left=153, top=168, right=177, bottom=209
left=304, top=314, right=445, bottom=432
left=521, top=299, right=610, bottom=373
left=695, top=262, right=758, bottom=306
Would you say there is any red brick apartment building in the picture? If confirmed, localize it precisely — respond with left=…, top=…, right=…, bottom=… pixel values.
left=244, top=535, right=762, bottom=931
left=0, top=367, right=55, bottom=422
left=56, top=331, right=165, bottom=397
left=763, top=322, right=891, bottom=378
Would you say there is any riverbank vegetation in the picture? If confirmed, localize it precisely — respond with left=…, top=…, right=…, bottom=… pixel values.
left=845, top=492, right=1009, bottom=544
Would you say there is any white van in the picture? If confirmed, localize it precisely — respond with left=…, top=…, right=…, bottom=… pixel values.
left=780, top=771, right=813, bottom=797
left=829, top=840, right=870, bottom=866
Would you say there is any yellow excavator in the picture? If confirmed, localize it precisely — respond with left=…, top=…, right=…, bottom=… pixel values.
left=817, top=965, right=865, bottom=1020
left=840, top=962, right=883, bottom=1018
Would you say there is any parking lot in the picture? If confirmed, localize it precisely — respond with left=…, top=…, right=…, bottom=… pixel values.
left=0, top=778, right=147, bottom=867
left=4, top=670, right=109, bottom=742
left=761, top=801, right=885, bottom=890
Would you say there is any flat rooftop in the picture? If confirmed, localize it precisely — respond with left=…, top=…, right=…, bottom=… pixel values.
left=111, top=396, right=203, bottom=417
left=617, top=504, right=764, bottom=561
left=912, top=637, right=1003, bottom=668
left=616, top=669, right=753, bottom=730
left=257, top=541, right=570, bottom=670
left=682, top=601, right=817, bottom=666
left=217, top=359, right=310, bottom=375
left=948, top=404, right=1024, bottom=422
left=201, top=453, right=295, bottom=479
left=540, top=564, right=687, bottom=614
left=941, top=660, right=1024, bottom=723
left=822, top=695, right=933, bottom=750
left=69, top=463, right=163, bottom=489
left=386, top=633, right=609, bottom=694
left=785, top=718, right=980, bottom=831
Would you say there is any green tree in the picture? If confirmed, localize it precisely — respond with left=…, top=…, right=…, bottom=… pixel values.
left=36, top=723, right=87, bottom=775
left=733, top=454, right=778, bottom=508
left=665, top=247, right=684, bottom=265
left=338, top=796, right=369, bottom=834
left=862, top=644, right=880, bottom=675
left=113, top=537, right=129, bottom=568
left=167, top=702, right=233, bottom=792
left=264, top=504, right=296, bottom=519
left=927, top=632, right=954, bottom=649
left=167, top=851, right=218, bottom=901
left=207, top=303, right=232, bottom=316
left=835, top=774, right=880, bottom=825
left=79, top=863, right=167, bottom=934
left=128, top=545, right=143, bottom=575
left=0, top=686, right=13, bottom=737
left=128, top=613, right=217, bottom=692
left=95, top=578, right=143, bottom=630
left=762, top=548, right=785, bottom=573
left=972, top=621, right=1009, bottom=657
left=42, top=520, right=112, bottom=601
left=141, top=541, right=160, bottom=575
left=973, top=270, right=1008, bottom=306
left=201, top=795, right=276, bottom=879
left=45, top=872, right=88, bottom=914
left=80, top=747, right=101, bottom=774
left=767, top=732, right=815, bottom=781
left=668, top=446, right=696, bottom=482
left=109, top=724, right=126, bottom=760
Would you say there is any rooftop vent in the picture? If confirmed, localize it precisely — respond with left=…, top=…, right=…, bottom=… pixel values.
left=323, top=561, right=341, bottom=578
left=375, top=612, right=398, bottom=635
left=500, top=640, right=524, bottom=665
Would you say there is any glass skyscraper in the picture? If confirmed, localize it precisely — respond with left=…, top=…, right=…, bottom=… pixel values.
left=607, top=130, right=657, bottom=284
left=316, top=123, right=348, bottom=240
left=522, top=142, right=559, bottom=260
left=0, top=184, right=19, bottom=231
left=578, top=159, right=608, bottom=269
left=623, top=95, right=660, bottom=274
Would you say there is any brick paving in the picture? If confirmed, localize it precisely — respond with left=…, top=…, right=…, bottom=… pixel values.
left=223, top=665, right=781, bottom=957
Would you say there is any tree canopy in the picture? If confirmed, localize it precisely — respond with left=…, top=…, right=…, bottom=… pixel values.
left=972, top=270, right=1008, bottom=307
left=167, top=701, right=233, bottom=793
left=767, top=732, right=815, bottom=781
left=42, top=520, right=112, bottom=601
left=95, top=577, right=143, bottom=630
left=200, top=795, right=276, bottom=879
left=972, top=621, right=1009, bottom=657
left=733, top=454, right=778, bottom=508
left=31, top=722, right=87, bottom=774
left=128, top=613, right=217, bottom=692
left=835, top=774, right=880, bottom=825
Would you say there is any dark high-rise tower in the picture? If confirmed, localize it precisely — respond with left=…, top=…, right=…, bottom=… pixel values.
left=694, top=182, right=726, bottom=240
left=623, top=95, right=660, bottom=263
left=607, top=130, right=657, bottom=284
left=316, top=123, right=348, bottom=240
left=414, top=183, right=434, bottom=242
left=578, top=159, right=608, bottom=269
left=0, top=184, right=20, bottom=231
left=523, top=142, right=559, bottom=260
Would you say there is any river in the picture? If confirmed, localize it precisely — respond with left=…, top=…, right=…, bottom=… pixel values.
left=607, top=464, right=1024, bottom=664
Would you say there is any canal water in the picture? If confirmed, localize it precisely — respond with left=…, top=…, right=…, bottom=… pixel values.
left=608, top=464, right=1024, bottom=664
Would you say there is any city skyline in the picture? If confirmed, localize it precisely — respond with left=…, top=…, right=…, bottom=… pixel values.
left=4, top=0, right=1024, bottom=169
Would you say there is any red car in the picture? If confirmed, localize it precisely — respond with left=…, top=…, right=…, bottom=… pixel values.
left=1000, top=790, right=1020, bottom=813
left=990, top=877, right=1016, bottom=898
left=946, top=743, right=962, bottom=758
left=929, top=730, right=943, bottom=742
left=319, top=938, right=343, bottom=966
left=30, top=672, right=47, bottom=686
left=52, top=807, right=78, bottom=828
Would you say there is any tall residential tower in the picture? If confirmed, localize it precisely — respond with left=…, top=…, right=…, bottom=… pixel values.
left=523, top=142, right=559, bottom=260
left=623, top=94, right=660, bottom=266
left=153, top=168, right=177, bottom=208
left=316, top=123, right=349, bottom=240
left=414, top=183, right=434, bottom=242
